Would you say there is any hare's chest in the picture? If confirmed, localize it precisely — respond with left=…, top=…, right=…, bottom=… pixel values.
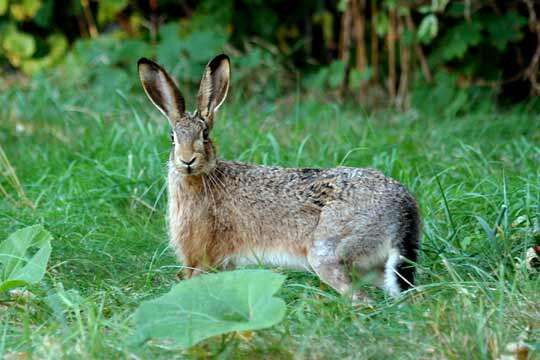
left=167, top=195, right=214, bottom=260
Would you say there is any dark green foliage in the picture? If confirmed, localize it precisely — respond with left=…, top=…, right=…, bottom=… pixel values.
left=1, top=0, right=538, bottom=102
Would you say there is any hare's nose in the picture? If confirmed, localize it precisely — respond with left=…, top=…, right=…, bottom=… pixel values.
left=180, top=157, right=196, bottom=166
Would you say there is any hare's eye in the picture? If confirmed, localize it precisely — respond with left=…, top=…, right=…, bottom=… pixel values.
left=202, top=128, right=209, bottom=140
left=170, top=132, right=175, bottom=143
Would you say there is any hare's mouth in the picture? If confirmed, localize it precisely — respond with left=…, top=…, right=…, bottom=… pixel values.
left=174, top=164, right=205, bottom=176
left=170, top=157, right=214, bottom=177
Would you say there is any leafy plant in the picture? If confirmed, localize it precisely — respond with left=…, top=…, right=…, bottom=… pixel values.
left=97, top=0, right=128, bottom=26
left=0, top=224, right=52, bottom=293
left=132, top=269, right=286, bottom=349
left=417, top=14, right=438, bottom=44
left=437, top=21, right=483, bottom=61
left=481, top=10, right=527, bottom=51
left=306, top=60, right=372, bottom=92
left=156, top=22, right=228, bottom=83
left=0, top=0, right=67, bottom=74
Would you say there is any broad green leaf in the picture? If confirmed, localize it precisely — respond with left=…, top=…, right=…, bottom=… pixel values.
left=157, top=23, right=228, bottom=81
left=418, top=14, right=438, bottom=44
left=1, top=27, right=36, bottom=65
left=483, top=11, right=527, bottom=51
left=350, top=67, right=373, bottom=88
left=181, top=30, right=228, bottom=63
left=0, top=0, right=8, bottom=15
left=439, top=21, right=482, bottom=60
left=21, top=33, right=67, bottom=74
left=418, top=5, right=431, bottom=14
left=338, top=0, right=347, bottom=12
left=10, top=0, right=41, bottom=20
left=374, top=12, right=388, bottom=36
left=313, top=11, right=334, bottom=47
left=446, top=2, right=466, bottom=18
left=432, top=0, right=450, bottom=12
left=34, top=0, right=53, bottom=27
left=327, top=60, right=345, bottom=89
left=402, top=28, right=414, bottom=46
left=383, top=0, right=397, bottom=9
left=132, top=269, right=286, bottom=348
left=98, top=0, right=128, bottom=25
left=0, top=225, right=52, bottom=293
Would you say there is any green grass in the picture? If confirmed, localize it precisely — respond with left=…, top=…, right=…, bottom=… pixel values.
left=1, top=70, right=539, bottom=359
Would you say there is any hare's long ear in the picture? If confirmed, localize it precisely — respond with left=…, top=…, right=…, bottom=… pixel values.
left=138, top=58, right=185, bottom=123
left=197, top=54, right=230, bottom=126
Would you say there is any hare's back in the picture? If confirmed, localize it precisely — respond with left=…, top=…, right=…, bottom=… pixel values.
left=218, top=161, right=412, bottom=209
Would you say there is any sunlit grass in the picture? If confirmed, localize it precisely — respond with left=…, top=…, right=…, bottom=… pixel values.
left=0, top=72, right=539, bottom=358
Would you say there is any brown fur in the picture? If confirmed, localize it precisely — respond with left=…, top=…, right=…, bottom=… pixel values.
left=138, top=55, right=421, bottom=300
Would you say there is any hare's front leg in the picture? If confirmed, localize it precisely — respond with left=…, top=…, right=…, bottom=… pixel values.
left=182, top=261, right=203, bottom=279
left=181, top=243, right=224, bottom=279
left=169, top=242, right=202, bottom=279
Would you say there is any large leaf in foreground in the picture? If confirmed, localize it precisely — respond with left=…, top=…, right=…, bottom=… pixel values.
left=0, top=225, right=52, bottom=293
left=132, top=269, right=286, bottom=348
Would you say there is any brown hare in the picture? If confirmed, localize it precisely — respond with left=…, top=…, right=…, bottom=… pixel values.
left=137, top=54, right=421, bottom=301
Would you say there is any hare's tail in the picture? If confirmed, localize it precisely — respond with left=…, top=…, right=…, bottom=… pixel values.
left=383, top=199, right=421, bottom=296
left=396, top=199, right=421, bottom=291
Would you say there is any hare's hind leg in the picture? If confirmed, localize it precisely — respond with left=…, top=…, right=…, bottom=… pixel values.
left=371, top=248, right=401, bottom=297
left=307, top=236, right=371, bottom=303
left=308, top=205, right=402, bottom=302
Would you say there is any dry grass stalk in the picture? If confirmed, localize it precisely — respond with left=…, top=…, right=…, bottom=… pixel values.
left=352, top=0, right=368, bottom=99
left=0, top=144, right=34, bottom=209
left=387, top=6, right=397, bottom=102
left=339, top=0, right=354, bottom=98
left=405, top=12, right=432, bottom=83
left=370, top=0, right=379, bottom=82
left=397, top=14, right=411, bottom=109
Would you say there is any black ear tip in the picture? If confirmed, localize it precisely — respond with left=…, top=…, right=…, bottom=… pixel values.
left=138, top=57, right=150, bottom=66
left=208, top=54, right=230, bottom=70
left=215, top=54, right=230, bottom=62
left=138, top=57, right=160, bottom=70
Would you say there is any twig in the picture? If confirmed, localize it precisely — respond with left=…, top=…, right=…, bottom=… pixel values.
left=406, top=12, right=432, bottom=83
left=523, top=0, right=540, bottom=95
left=80, top=0, right=98, bottom=38
left=150, top=0, right=159, bottom=48
left=340, top=0, right=354, bottom=99
left=370, top=0, right=379, bottom=82
left=387, top=6, right=397, bottom=102
left=397, top=14, right=411, bottom=109
left=76, top=15, right=89, bottom=37
left=352, top=0, right=368, bottom=73
left=352, top=0, right=368, bottom=99
left=0, top=144, right=34, bottom=209
left=179, top=0, right=193, bottom=17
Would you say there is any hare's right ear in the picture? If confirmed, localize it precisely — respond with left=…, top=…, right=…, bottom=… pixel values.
left=138, top=58, right=185, bottom=122
left=197, top=54, right=230, bottom=125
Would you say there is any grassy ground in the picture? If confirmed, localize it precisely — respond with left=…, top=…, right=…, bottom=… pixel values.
left=0, top=70, right=539, bottom=359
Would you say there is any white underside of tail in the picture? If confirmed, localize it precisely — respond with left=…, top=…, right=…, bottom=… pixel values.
left=383, top=248, right=401, bottom=297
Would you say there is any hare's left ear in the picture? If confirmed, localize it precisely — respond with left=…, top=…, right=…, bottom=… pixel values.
left=138, top=58, right=185, bottom=124
left=197, top=54, right=230, bottom=126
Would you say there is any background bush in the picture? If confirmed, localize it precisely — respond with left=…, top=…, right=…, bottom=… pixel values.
left=1, top=0, right=539, bottom=107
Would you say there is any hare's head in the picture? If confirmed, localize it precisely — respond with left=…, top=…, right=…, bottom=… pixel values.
left=138, top=55, right=230, bottom=176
